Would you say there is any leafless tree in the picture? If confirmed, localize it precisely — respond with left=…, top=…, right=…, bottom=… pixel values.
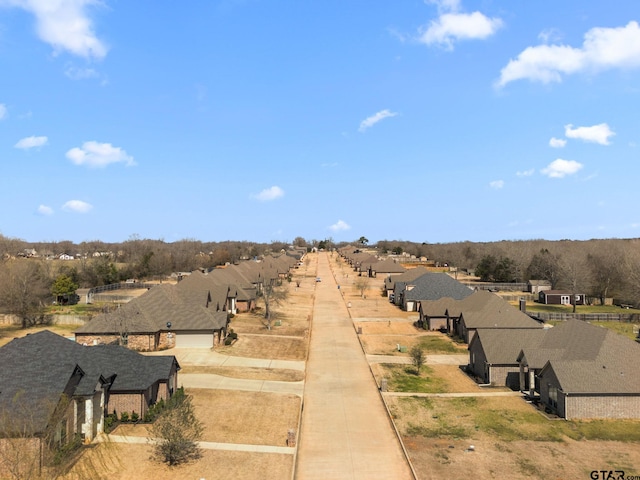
left=0, top=260, right=50, bottom=328
left=353, top=276, right=369, bottom=298
left=260, top=279, right=289, bottom=330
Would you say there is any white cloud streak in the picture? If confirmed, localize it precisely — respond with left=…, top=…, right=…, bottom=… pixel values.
left=329, top=220, right=351, bottom=232
left=0, top=103, right=6, bottom=119
left=489, top=180, right=504, bottom=189
left=37, top=204, right=53, bottom=215
left=66, top=141, right=135, bottom=168
left=516, top=169, right=535, bottom=177
left=419, top=11, right=503, bottom=49
left=564, top=123, right=615, bottom=145
left=540, top=159, right=583, bottom=178
left=15, top=135, right=48, bottom=149
left=549, top=137, right=566, bottom=148
left=62, top=200, right=93, bottom=213
left=497, top=21, right=640, bottom=87
left=1, top=0, right=107, bottom=59
left=252, top=186, right=284, bottom=202
left=359, top=109, right=398, bottom=132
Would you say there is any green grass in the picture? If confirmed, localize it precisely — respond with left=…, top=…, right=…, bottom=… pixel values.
left=45, top=303, right=103, bottom=315
left=417, top=336, right=464, bottom=354
left=381, top=364, right=448, bottom=393
left=523, top=303, right=640, bottom=314
left=398, top=396, right=640, bottom=442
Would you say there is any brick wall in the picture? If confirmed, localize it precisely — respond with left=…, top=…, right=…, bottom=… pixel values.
left=75, top=333, right=159, bottom=351
left=108, top=389, right=151, bottom=417
left=565, top=395, right=640, bottom=419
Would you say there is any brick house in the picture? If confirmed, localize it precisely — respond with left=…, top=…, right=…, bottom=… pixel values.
left=518, top=319, right=640, bottom=419
left=468, top=329, right=546, bottom=388
left=448, top=290, right=543, bottom=344
left=76, top=283, right=230, bottom=350
left=0, top=331, right=178, bottom=473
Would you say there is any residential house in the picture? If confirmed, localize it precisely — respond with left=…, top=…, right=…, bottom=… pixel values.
left=468, top=329, right=546, bottom=388
left=76, top=283, right=229, bottom=350
left=448, top=291, right=543, bottom=344
left=528, top=279, right=551, bottom=295
left=0, top=330, right=178, bottom=471
left=518, top=319, right=640, bottom=419
left=400, top=272, right=473, bottom=312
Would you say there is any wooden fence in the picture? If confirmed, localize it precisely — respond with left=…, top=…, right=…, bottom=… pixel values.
left=527, top=312, right=640, bottom=323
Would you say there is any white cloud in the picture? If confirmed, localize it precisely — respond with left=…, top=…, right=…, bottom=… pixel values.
left=549, top=137, right=567, bottom=148
left=36, top=204, right=53, bottom=215
left=564, top=123, right=615, bottom=145
left=329, top=220, right=351, bottom=232
left=66, top=141, right=135, bottom=168
left=419, top=11, right=503, bottom=49
left=1, top=0, right=107, bottom=59
left=516, top=169, right=535, bottom=177
left=0, top=103, right=6, bottom=119
left=62, top=200, right=92, bottom=213
left=489, top=180, right=504, bottom=189
left=64, top=66, right=98, bottom=80
left=252, top=186, right=284, bottom=202
left=15, top=135, right=48, bottom=149
left=497, top=21, right=640, bottom=87
left=359, top=109, right=398, bottom=132
left=540, top=159, right=583, bottom=178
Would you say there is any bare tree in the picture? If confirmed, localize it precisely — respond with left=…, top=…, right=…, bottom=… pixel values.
left=260, top=279, right=289, bottom=330
left=353, top=276, right=369, bottom=298
left=0, top=260, right=50, bottom=328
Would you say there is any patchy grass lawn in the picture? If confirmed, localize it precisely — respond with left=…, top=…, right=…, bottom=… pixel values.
left=375, top=364, right=448, bottom=393
left=523, top=303, right=640, bottom=314
left=388, top=395, right=640, bottom=442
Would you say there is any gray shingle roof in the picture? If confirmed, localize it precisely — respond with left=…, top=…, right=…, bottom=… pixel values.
left=404, top=273, right=473, bottom=302
left=0, top=331, right=177, bottom=433
left=471, top=329, right=547, bottom=364
left=456, top=291, right=542, bottom=329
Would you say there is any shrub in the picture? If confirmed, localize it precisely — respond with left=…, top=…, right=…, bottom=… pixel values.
left=120, top=412, right=130, bottom=423
left=131, top=411, right=139, bottom=422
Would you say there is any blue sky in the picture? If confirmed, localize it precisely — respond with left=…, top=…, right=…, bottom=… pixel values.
left=1, top=1, right=639, bottom=245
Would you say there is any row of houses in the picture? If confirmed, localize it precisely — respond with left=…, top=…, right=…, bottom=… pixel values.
left=0, top=250, right=305, bottom=473
left=382, top=267, right=640, bottom=419
left=76, top=252, right=302, bottom=350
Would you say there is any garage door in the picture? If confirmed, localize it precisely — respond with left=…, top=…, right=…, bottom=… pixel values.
left=175, top=333, right=213, bottom=348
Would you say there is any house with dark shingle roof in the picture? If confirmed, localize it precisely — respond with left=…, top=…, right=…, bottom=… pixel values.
left=0, top=331, right=178, bottom=450
left=76, top=283, right=230, bottom=350
left=401, top=273, right=473, bottom=312
left=448, top=290, right=543, bottom=343
left=517, top=319, right=640, bottom=419
left=468, top=329, right=546, bottom=388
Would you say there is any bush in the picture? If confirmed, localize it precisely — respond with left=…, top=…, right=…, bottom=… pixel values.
left=150, top=389, right=203, bottom=466
left=131, top=411, right=139, bottom=422
left=120, top=411, right=130, bottom=423
left=104, top=412, right=118, bottom=432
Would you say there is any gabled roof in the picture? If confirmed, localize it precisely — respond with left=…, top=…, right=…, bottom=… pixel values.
left=470, top=328, right=546, bottom=365
left=76, top=282, right=228, bottom=335
left=403, top=273, right=473, bottom=302
left=539, top=323, right=640, bottom=394
left=387, top=267, right=434, bottom=292
left=362, top=258, right=406, bottom=274
left=0, top=331, right=178, bottom=433
left=454, top=291, right=542, bottom=329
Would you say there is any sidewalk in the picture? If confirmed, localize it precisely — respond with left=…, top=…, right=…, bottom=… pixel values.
left=145, top=348, right=305, bottom=371
left=179, top=373, right=303, bottom=396
left=295, top=252, right=414, bottom=480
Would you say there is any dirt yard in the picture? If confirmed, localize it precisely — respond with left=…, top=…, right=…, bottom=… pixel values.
left=33, top=253, right=640, bottom=479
